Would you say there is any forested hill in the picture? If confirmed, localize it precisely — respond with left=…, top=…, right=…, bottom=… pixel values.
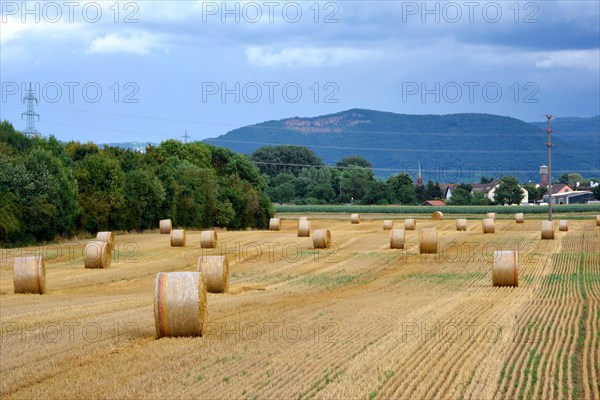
left=529, top=115, right=600, bottom=134
left=205, top=109, right=600, bottom=181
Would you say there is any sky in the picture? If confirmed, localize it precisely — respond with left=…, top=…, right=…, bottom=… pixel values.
left=1, top=0, right=599, bottom=144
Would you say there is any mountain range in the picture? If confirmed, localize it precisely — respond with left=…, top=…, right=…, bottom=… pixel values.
left=203, top=109, right=600, bottom=182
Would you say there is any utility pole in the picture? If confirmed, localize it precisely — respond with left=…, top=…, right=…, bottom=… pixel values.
left=182, top=129, right=190, bottom=144
left=22, top=83, right=40, bottom=137
left=546, top=114, right=553, bottom=221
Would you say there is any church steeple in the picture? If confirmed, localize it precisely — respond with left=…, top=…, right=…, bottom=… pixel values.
left=416, top=162, right=423, bottom=186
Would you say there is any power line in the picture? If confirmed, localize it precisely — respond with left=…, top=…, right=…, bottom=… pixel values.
left=250, top=160, right=600, bottom=175
left=207, top=138, right=580, bottom=154
left=38, top=104, right=236, bottom=127
left=12, top=105, right=599, bottom=136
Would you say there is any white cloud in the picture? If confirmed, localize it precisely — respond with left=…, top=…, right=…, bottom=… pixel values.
left=246, top=46, right=377, bottom=67
left=535, top=49, right=600, bottom=70
left=87, top=32, right=167, bottom=55
left=442, top=42, right=600, bottom=72
left=0, top=17, right=84, bottom=46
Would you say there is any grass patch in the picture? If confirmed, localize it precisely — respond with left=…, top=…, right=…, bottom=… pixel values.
left=520, top=275, right=534, bottom=285
left=391, top=272, right=485, bottom=286
left=300, top=270, right=355, bottom=288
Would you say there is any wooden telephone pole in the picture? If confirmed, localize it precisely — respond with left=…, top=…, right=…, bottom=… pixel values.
left=546, top=115, right=553, bottom=221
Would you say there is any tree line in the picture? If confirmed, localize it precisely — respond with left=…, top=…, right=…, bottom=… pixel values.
left=0, top=121, right=272, bottom=246
left=251, top=145, right=577, bottom=206
left=251, top=145, right=447, bottom=205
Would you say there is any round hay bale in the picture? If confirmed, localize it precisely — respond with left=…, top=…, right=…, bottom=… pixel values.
left=159, top=219, right=172, bottom=234
left=269, top=218, right=281, bottom=231
left=492, top=250, right=518, bottom=287
left=383, top=220, right=393, bottom=230
left=13, top=256, right=46, bottom=294
left=351, top=214, right=360, bottom=224
left=153, top=272, right=207, bottom=338
left=596, top=215, right=600, bottom=226
left=96, top=231, right=114, bottom=248
left=486, top=212, right=496, bottom=221
left=541, top=220, right=555, bottom=240
left=482, top=218, right=495, bottom=234
left=456, top=219, right=467, bottom=231
left=419, top=227, right=438, bottom=254
left=313, top=229, right=331, bottom=249
left=299, top=216, right=308, bottom=221
left=559, top=220, right=568, bottom=232
left=515, top=213, right=524, bottom=223
left=200, top=230, right=218, bottom=249
left=84, top=241, right=111, bottom=269
left=298, top=219, right=311, bottom=237
left=405, top=219, right=416, bottom=230
left=390, top=229, right=405, bottom=249
left=432, top=211, right=444, bottom=220
left=170, top=229, right=186, bottom=247
left=198, top=256, right=229, bottom=293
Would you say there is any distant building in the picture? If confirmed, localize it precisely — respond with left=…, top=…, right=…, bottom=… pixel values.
left=470, top=180, right=500, bottom=201
left=439, top=184, right=458, bottom=201
left=471, top=179, right=529, bottom=204
left=539, top=165, right=548, bottom=186
left=545, top=183, right=573, bottom=196
left=416, top=162, right=423, bottom=187
left=421, top=200, right=446, bottom=206
left=543, top=191, right=595, bottom=205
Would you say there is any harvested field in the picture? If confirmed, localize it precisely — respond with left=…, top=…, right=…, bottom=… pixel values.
left=1, top=216, right=598, bottom=399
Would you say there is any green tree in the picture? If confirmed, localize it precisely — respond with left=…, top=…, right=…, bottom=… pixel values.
left=567, top=173, right=584, bottom=188
left=25, top=148, right=79, bottom=236
left=251, top=145, right=323, bottom=177
left=448, top=186, right=471, bottom=205
left=170, top=161, right=222, bottom=227
left=387, top=173, right=416, bottom=204
left=480, top=176, right=493, bottom=184
left=0, top=193, right=21, bottom=241
left=424, top=180, right=443, bottom=200
left=494, top=176, right=524, bottom=205
left=0, top=120, right=32, bottom=154
left=267, top=183, right=296, bottom=203
left=471, top=191, right=490, bottom=205
left=0, top=148, right=79, bottom=242
left=221, top=175, right=272, bottom=229
left=523, top=183, right=546, bottom=201
left=209, top=146, right=266, bottom=190
left=388, top=173, right=413, bottom=192
left=65, top=141, right=100, bottom=162
left=0, top=131, right=273, bottom=245
left=307, top=183, right=336, bottom=203
left=336, top=156, right=372, bottom=169
left=272, top=172, right=297, bottom=187
left=415, top=184, right=426, bottom=203
left=114, top=169, right=166, bottom=231
left=593, top=185, right=600, bottom=200
left=148, top=140, right=212, bottom=169
left=74, top=153, right=125, bottom=231
left=558, top=173, right=569, bottom=184
left=363, top=180, right=396, bottom=204
left=396, top=185, right=418, bottom=205
left=339, top=166, right=374, bottom=202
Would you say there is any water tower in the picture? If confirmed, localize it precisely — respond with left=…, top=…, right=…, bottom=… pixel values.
left=539, top=165, right=548, bottom=186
